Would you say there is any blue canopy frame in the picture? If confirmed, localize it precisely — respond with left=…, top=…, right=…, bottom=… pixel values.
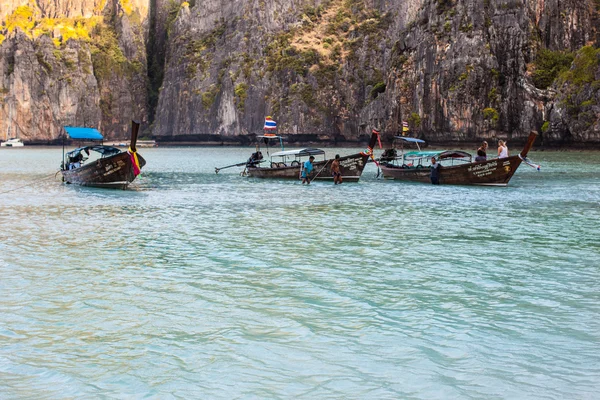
left=64, top=126, right=104, bottom=141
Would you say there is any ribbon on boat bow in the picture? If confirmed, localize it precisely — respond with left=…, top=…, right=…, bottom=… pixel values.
left=519, top=154, right=541, bottom=171
left=128, top=147, right=141, bottom=176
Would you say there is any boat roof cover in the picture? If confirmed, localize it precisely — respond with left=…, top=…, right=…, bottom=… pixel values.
left=64, top=126, right=104, bottom=140
left=67, top=145, right=121, bottom=157
left=404, top=150, right=472, bottom=160
left=394, top=137, right=426, bottom=143
left=271, top=148, right=326, bottom=157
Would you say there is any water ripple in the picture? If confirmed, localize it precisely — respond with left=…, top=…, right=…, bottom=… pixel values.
left=1, top=148, right=599, bottom=398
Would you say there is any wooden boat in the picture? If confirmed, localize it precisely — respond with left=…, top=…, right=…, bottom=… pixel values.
left=245, top=129, right=381, bottom=182
left=61, top=120, right=146, bottom=189
left=379, top=131, right=539, bottom=186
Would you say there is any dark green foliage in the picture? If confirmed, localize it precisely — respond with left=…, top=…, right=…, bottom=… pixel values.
left=299, top=84, right=315, bottom=107
left=541, top=121, right=549, bottom=133
left=90, top=24, right=128, bottom=80
left=165, top=0, right=181, bottom=37
left=459, top=23, right=473, bottom=33
left=63, top=56, right=75, bottom=69
left=303, top=5, right=326, bottom=22
left=558, top=46, right=600, bottom=117
left=234, top=83, right=248, bottom=110
left=437, top=0, right=455, bottom=14
left=532, top=48, right=574, bottom=89
left=329, top=44, right=342, bottom=62
left=370, top=82, right=386, bottom=99
left=36, top=53, right=52, bottom=72
left=313, top=63, right=338, bottom=86
left=408, top=112, right=421, bottom=128
left=483, top=107, right=499, bottom=122
left=488, top=87, right=498, bottom=103
left=202, top=85, right=219, bottom=109
left=265, top=33, right=320, bottom=76
left=499, top=1, right=523, bottom=10
left=559, top=46, right=599, bottom=86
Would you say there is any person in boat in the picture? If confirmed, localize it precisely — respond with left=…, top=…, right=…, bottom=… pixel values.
left=331, top=154, right=342, bottom=185
left=246, top=151, right=263, bottom=167
left=430, top=156, right=441, bottom=185
left=475, top=141, right=488, bottom=162
left=69, top=151, right=84, bottom=170
left=302, top=156, right=315, bottom=184
left=497, top=140, right=508, bottom=158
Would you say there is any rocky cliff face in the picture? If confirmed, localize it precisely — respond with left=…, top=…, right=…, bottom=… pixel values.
left=153, top=0, right=600, bottom=145
left=0, top=0, right=148, bottom=142
left=1, top=0, right=599, bottom=145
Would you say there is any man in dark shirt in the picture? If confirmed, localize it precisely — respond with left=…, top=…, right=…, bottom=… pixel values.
left=430, top=156, right=441, bottom=185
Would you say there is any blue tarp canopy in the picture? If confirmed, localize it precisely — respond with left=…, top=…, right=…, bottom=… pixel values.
left=64, top=126, right=104, bottom=140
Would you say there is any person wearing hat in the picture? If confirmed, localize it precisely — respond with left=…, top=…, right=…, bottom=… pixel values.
left=302, top=156, right=315, bottom=184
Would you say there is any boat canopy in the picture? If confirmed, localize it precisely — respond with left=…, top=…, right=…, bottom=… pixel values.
left=404, top=150, right=471, bottom=161
left=64, top=126, right=104, bottom=140
left=271, top=148, right=326, bottom=157
left=394, top=137, right=426, bottom=143
left=66, top=145, right=121, bottom=157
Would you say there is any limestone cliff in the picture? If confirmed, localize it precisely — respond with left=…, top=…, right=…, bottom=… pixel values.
left=0, top=0, right=148, bottom=142
left=0, top=0, right=599, bottom=145
left=154, top=0, right=600, bottom=145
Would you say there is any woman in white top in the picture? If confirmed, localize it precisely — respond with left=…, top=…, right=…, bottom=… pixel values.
left=498, top=140, right=509, bottom=158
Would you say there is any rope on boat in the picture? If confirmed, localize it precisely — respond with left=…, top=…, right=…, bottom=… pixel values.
left=309, top=160, right=331, bottom=183
left=0, top=172, right=59, bottom=195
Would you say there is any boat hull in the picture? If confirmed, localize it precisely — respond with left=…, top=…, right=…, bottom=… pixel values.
left=61, top=152, right=146, bottom=189
left=380, top=156, right=523, bottom=186
left=247, top=153, right=369, bottom=182
left=1, top=140, right=24, bottom=147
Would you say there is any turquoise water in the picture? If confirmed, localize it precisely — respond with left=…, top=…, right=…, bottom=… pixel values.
left=0, top=147, right=599, bottom=399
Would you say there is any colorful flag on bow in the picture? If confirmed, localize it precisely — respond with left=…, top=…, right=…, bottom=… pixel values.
left=264, top=116, right=277, bottom=130
left=402, top=121, right=410, bottom=132
left=128, top=147, right=141, bottom=176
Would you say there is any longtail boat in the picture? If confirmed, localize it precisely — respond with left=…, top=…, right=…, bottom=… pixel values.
left=60, top=120, right=146, bottom=189
left=378, top=131, right=539, bottom=186
left=244, top=129, right=381, bottom=182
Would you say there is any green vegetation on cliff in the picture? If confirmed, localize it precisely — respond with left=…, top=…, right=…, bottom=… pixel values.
left=531, top=49, right=574, bottom=89
left=89, top=24, right=129, bottom=80
left=558, top=46, right=600, bottom=119
left=0, top=4, right=142, bottom=83
left=0, top=5, right=101, bottom=46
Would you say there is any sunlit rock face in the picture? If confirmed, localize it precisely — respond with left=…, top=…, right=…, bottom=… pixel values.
left=0, top=0, right=598, bottom=144
left=0, top=0, right=148, bottom=141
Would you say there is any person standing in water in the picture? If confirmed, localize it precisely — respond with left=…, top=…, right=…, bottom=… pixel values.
left=430, top=156, right=441, bottom=185
left=330, top=154, right=342, bottom=185
left=497, top=140, right=509, bottom=158
left=301, top=156, right=315, bottom=184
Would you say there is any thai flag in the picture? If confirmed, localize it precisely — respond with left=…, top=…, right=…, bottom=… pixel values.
left=264, top=116, right=277, bottom=130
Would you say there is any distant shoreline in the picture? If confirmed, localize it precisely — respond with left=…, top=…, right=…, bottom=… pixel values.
left=8, top=137, right=600, bottom=150
left=12, top=143, right=600, bottom=151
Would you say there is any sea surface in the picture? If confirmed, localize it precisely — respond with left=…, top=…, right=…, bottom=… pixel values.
left=0, top=146, right=599, bottom=399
